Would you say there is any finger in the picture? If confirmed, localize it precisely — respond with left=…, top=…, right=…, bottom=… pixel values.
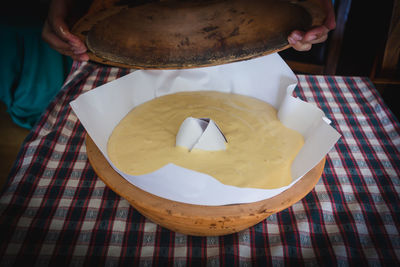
left=288, top=30, right=305, bottom=43
left=67, top=32, right=86, bottom=48
left=288, top=30, right=306, bottom=50
left=73, top=50, right=88, bottom=59
left=290, top=41, right=312, bottom=51
left=44, top=35, right=88, bottom=61
left=56, top=47, right=88, bottom=61
left=48, top=16, right=70, bottom=42
left=70, top=53, right=89, bottom=62
left=58, top=44, right=89, bottom=61
left=309, top=34, right=328, bottom=44
left=70, top=42, right=87, bottom=55
left=65, top=32, right=87, bottom=55
left=75, top=52, right=90, bottom=62
left=303, top=26, right=329, bottom=42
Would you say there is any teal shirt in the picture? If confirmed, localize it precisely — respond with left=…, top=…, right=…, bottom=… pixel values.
left=0, top=18, right=72, bottom=129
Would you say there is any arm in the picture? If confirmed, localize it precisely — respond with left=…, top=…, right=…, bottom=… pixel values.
left=288, top=0, right=336, bottom=51
left=42, top=0, right=89, bottom=61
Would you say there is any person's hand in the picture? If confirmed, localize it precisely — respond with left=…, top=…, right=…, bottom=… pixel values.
left=288, top=0, right=336, bottom=51
left=42, top=0, right=89, bottom=61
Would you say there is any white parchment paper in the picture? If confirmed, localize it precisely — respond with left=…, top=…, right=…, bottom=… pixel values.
left=70, top=53, right=341, bottom=206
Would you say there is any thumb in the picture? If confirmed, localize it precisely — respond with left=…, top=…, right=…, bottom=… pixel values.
left=49, top=16, right=74, bottom=43
left=50, top=16, right=86, bottom=50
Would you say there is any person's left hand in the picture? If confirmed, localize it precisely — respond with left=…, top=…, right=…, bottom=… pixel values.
left=288, top=0, right=336, bottom=51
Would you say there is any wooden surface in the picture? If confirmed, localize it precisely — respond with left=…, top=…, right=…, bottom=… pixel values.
left=72, top=0, right=325, bottom=69
left=370, top=0, right=400, bottom=85
left=380, top=0, right=400, bottom=77
left=324, top=0, right=352, bottom=75
left=86, top=135, right=325, bottom=236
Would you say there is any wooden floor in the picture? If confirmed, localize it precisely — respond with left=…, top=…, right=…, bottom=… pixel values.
left=0, top=103, right=30, bottom=191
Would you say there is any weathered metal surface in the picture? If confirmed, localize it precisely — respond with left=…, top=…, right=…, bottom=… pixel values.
left=74, top=0, right=316, bottom=69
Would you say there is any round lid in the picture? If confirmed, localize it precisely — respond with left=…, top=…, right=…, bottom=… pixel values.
left=72, top=0, right=324, bottom=69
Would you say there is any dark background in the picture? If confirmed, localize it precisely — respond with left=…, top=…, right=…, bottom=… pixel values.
left=337, top=0, right=399, bottom=121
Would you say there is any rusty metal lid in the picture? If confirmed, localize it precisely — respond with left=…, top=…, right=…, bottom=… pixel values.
left=72, top=0, right=324, bottom=69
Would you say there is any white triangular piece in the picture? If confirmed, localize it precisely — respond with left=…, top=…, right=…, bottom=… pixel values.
left=175, top=117, right=204, bottom=149
left=176, top=117, right=227, bottom=151
left=193, top=119, right=227, bottom=151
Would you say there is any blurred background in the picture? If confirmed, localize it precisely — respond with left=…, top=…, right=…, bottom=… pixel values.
left=0, top=0, right=399, bottom=189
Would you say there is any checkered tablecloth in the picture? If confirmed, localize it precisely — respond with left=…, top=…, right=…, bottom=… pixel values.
left=1, top=61, right=399, bottom=266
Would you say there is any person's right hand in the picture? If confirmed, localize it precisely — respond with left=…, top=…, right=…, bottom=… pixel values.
left=42, top=0, right=89, bottom=61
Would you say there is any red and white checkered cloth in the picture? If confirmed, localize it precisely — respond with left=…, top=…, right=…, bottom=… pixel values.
left=1, top=62, right=399, bottom=265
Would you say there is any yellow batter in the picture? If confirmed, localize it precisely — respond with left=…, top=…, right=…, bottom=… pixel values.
left=107, top=91, right=304, bottom=189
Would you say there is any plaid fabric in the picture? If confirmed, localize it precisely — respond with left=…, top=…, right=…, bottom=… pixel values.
left=0, top=62, right=399, bottom=266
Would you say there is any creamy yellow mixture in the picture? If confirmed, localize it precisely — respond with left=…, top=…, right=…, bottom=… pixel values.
left=107, top=91, right=304, bottom=189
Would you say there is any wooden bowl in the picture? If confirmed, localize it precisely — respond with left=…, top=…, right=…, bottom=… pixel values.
left=72, top=0, right=325, bottom=69
left=86, top=135, right=325, bottom=236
